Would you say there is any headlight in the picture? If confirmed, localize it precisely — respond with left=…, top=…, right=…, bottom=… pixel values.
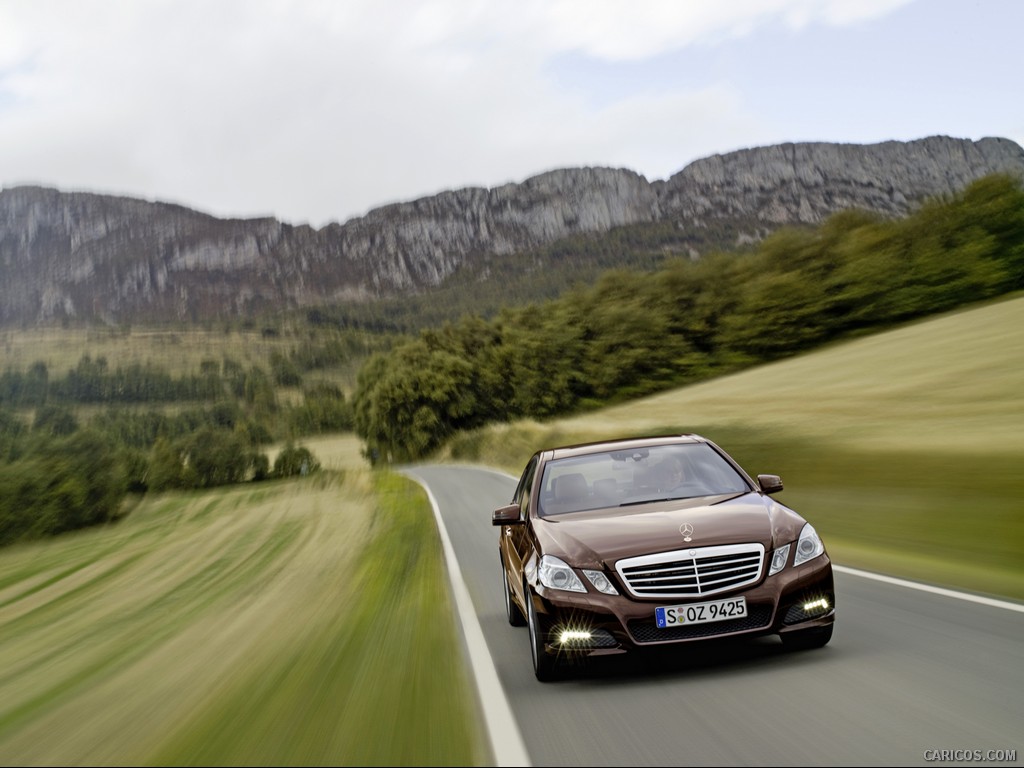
left=769, top=543, right=791, bottom=576
left=793, top=523, right=825, bottom=566
left=582, top=569, right=618, bottom=595
left=538, top=555, right=586, bottom=592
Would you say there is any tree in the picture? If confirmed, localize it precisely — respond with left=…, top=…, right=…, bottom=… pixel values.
left=289, top=382, right=353, bottom=435
left=270, top=351, right=303, bottom=387
left=147, top=437, right=184, bottom=492
left=273, top=444, right=320, bottom=478
left=0, top=430, right=127, bottom=544
left=353, top=342, right=482, bottom=462
left=181, top=428, right=260, bottom=488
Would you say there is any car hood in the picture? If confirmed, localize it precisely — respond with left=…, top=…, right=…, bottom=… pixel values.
left=535, top=492, right=805, bottom=567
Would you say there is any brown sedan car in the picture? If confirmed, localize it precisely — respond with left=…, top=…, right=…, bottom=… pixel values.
left=493, top=434, right=835, bottom=680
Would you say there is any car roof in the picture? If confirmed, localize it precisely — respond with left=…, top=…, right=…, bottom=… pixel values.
left=545, top=433, right=706, bottom=461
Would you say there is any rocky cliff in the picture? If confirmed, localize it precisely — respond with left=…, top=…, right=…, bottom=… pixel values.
left=657, top=135, right=1024, bottom=224
left=1, top=135, right=1022, bottom=326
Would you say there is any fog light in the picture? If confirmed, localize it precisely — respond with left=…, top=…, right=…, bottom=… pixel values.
left=803, top=597, right=830, bottom=614
left=559, top=629, right=592, bottom=645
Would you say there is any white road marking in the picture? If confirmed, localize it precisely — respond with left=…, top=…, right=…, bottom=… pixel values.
left=834, top=565, right=1024, bottom=613
left=406, top=474, right=532, bottom=768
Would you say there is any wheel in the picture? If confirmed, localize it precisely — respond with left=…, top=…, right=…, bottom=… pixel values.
left=526, top=585, right=560, bottom=681
left=503, top=565, right=526, bottom=627
left=781, top=623, right=833, bottom=650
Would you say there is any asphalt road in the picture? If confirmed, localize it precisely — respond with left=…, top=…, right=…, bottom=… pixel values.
left=404, top=464, right=1024, bottom=768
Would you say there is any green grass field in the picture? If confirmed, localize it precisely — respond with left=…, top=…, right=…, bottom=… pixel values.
left=2, top=293, right=1022, bottom=765
left=0, top=326, right=288, bottom=376
left=447, top=295, right=1024, bottom=600
left=0, top=469, right=486, bottom=766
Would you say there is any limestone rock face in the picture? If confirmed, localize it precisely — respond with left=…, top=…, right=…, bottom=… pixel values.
left=657, top=136, right=1024, bottom=225
left=1, top=135, right=1021, bottom=325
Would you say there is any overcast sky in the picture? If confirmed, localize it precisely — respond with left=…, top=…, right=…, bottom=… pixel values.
left=1, top=0, right=1021, bottom=228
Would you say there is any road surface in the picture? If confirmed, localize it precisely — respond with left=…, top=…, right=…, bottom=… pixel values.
left=404, top=464, right=1024, bottom=767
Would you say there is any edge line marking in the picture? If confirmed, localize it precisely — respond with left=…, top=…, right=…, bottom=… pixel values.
left=405, top=472, right=532, bottom=768
left=833, top=565, right=1024, bottom=613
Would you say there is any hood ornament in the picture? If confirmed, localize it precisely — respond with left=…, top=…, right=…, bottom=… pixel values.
left=679, top=523, right=694, bottom=542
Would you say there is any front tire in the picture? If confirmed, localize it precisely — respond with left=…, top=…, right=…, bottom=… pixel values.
left=526, top=586, right=559, bottom=681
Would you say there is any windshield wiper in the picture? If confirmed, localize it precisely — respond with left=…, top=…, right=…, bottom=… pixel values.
left=619, top=497, right=672, bottom=507
left=620, top=491, right=731, bottom=506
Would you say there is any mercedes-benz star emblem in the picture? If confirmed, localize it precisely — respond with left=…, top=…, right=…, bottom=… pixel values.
left=679, top=523, right=694, bottom=542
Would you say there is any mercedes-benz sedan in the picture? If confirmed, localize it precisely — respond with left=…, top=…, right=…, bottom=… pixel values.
left=493, top=434, right=835, bottom=680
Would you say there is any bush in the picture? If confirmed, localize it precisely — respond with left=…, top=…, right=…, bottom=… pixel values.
left=0, top=430, right=127, bottom=546
left=273, top=444, right=321, bottom=478
left=144, top=429, right=270, bottom=491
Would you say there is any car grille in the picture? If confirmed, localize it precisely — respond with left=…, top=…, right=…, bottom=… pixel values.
left=629, top=604, right=773, bottom=643
left=616, top=543, right=765, bottom=599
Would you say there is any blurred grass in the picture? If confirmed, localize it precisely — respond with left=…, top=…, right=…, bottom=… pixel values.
left=0, top=468, right=486, bottom=766
left=445, top=295, right=1024, bottom=600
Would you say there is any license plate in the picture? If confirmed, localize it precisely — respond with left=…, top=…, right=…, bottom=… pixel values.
left=655, top=596, right=747, bottom=628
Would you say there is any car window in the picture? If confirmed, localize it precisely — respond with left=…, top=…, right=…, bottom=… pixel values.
left=514, top=456, right=538, bottom=515
left=538, top=443, right=750, bottom=516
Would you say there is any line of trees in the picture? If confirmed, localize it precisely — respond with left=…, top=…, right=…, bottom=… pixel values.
left=352, top=174, right=1024, bottom=462
left=0, top=405, right=332, bottom=547
left=0, top=357, right=354, bottom=546
left=303, top=216, right=756, bottom=335
left=1, top=353, right=355, bottom=437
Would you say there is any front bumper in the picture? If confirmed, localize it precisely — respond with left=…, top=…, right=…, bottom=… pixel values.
left=530, top=555, right=835, bottom=658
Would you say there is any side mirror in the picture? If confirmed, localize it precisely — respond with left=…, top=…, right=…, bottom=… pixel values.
left=492, top=503, right=524, bottom=526
left=757, top=474, right=784, bottom=494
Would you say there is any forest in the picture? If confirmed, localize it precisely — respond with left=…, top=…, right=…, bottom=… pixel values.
left=351, top=174, right=1024, bottom=462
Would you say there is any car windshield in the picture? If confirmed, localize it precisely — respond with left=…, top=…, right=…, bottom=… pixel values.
left=538, top=443, right=750, bottom=517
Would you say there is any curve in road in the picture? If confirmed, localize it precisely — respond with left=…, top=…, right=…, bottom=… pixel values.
left=405, top=464, right=1024, bottom=768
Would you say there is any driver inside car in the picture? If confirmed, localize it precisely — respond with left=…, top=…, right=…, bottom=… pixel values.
left=658, top=457, right=687, bottom=492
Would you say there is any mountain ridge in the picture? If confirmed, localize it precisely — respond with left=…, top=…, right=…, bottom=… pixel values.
left=2, top=135, right=1022, bottom=326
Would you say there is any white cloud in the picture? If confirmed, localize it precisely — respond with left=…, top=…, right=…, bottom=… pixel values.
left=0, top=0, right=1017, bottom=227
left=531, top=0, right=915, bottom=59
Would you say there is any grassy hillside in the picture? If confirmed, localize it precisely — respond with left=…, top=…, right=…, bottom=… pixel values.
left=0, top=326, right=287, bottom=376
left=446, top=295, right=1024, bottom=599
left=0, top=468, right=486, bottom=765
